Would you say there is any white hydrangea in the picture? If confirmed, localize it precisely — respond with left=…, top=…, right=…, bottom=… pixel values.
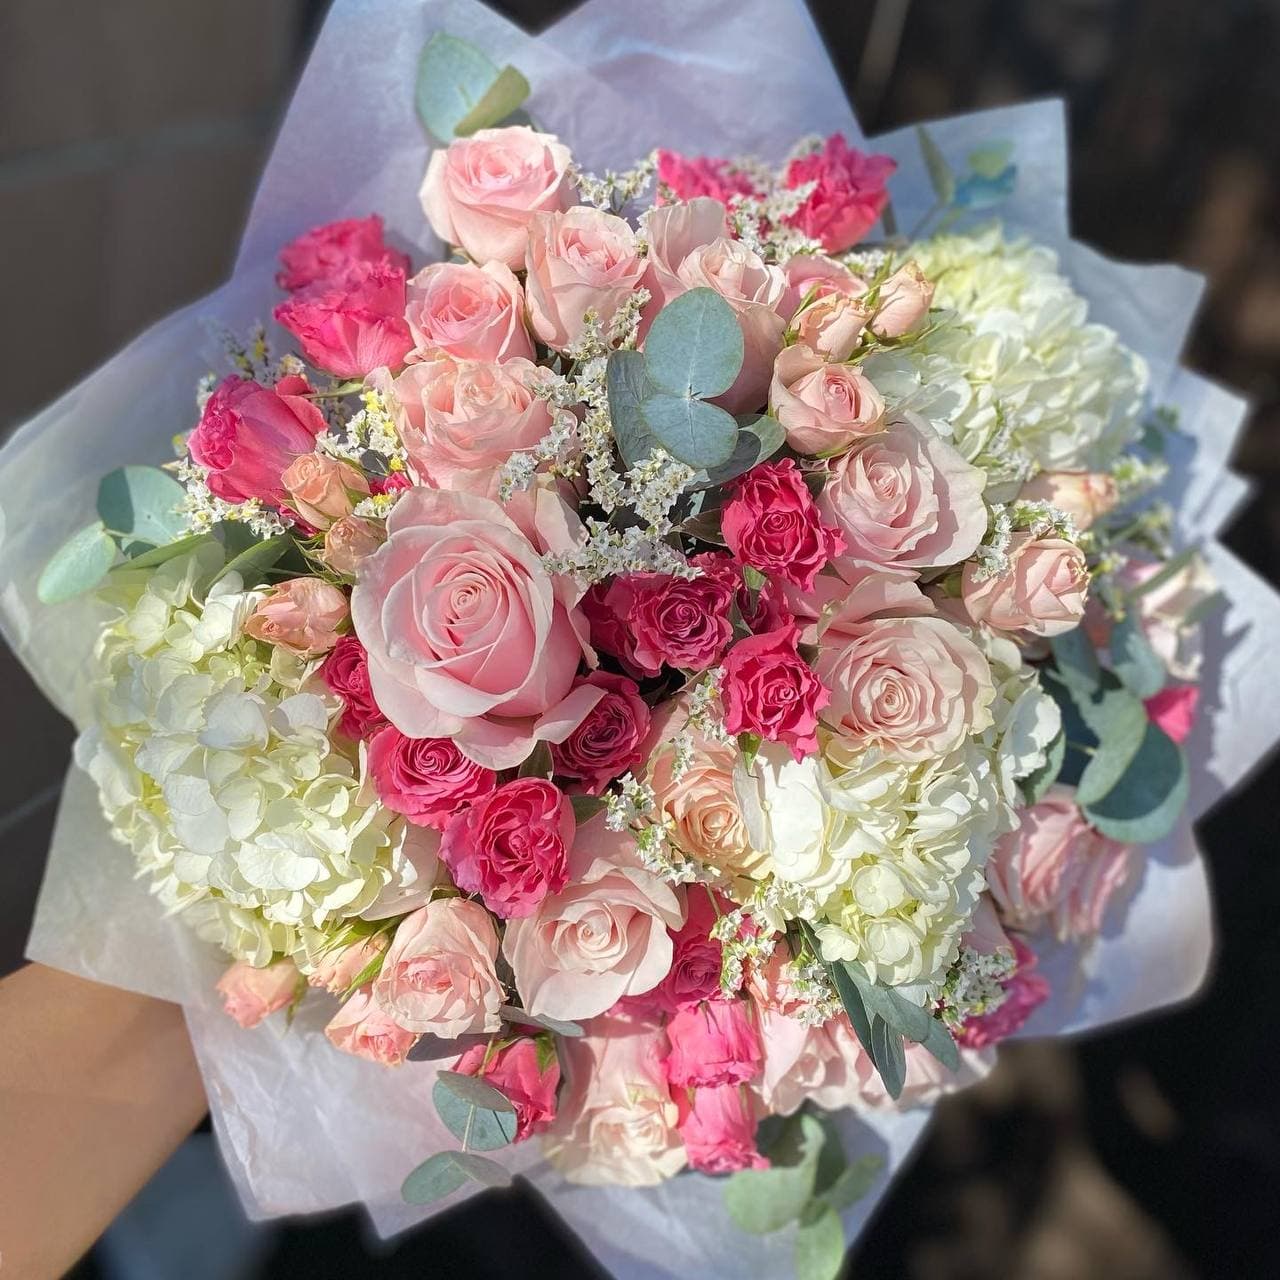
left=74, top=548, right=419, bottom=969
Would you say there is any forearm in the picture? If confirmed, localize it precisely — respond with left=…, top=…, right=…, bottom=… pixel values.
left=0, top=963, right=207, bottom=1279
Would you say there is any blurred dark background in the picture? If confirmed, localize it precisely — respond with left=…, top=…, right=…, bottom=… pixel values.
left=2, top=1, right=1278, bottom=1276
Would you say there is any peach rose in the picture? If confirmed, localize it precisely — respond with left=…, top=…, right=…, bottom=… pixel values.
left=1018, top=470, right=1118, bottom=532
left=281, top=452, right=370, bottom=529
left=404, top=260, right=534, bottom=363
left=780, top=254, right=867, bottom=317
left=819, top=414, right=987, bottom=570
left=525, top=206, right=646, bottom=351
left=322, top=515, right=384, bottom=577
left=770, top=344, right=885, bottom=455
left=324, top=987, right=418, bottom=1066
left=307, top=936, right=388, bottom=995
left=419, top=125, right=573, bottom=268
left=791, top=292, right=869, bottom=361
left=245, top=577, right=348, bottom=655
left=986, top=786, right=1135, bottom=940
left=216, top=958, right=299, bottom=1028
left=503, top=820, right=685, bottom=1021
left=962, top=533, right=1090, bottom=638
left=868, top=261, right=934, bottom=339
left=371, top=898, right=504, bottom=1037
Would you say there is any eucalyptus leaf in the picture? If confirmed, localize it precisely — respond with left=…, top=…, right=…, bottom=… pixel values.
left=96, top=465, right=186, bottom=547
left=723, top=1112, right=825, bottom=1235
left=401, top=1151, right=469, bottom=1205
left=818, top=1155, right=885, bottom=1213
left=1074, top=685, right=1149, bottom=807
left=797, top=920, right=873, bottom=1057
left=432, top=1080, right=517, bottom=1151
left=919, top=1012, right=961, bottom=1072
left=498, top=1004, right=584, bottom=1038
left=1110, top=613, right=1166, bottom=699
left=643, top=287, right=744, bottom=399
left=213, top=533, right=292, bottom=588
left=916, top=125, right=956, bottom=206
left=870, top=1016, right=906, bottom=1100
left=450, top=1151, right=512, bottom=1188
left=114, top=531, right=214, bottom=571
left=37, top=521, right=117, bottom=604
left=1082, top=721, right=1188, bottom=843
left=640, top=393, right=739, bottom=469
left=698, top=413, right=786, bottom=488
left=435, top=1069, right=516, bottom=1113
left=848, top=970, right=932, bottom=1045
left=405, top=1032, right=489, bottom=1063
left=416, top=32, right=500, bottom=144
left=606, top=349, right=660, bottom=466
left=1050, top=626, right=1101, bottom=690
left=1019, top=727, right=1065, bottom=805
left=794, top=1203, right=846, bottom=1280
left=453, top=64, right=531, bottom=137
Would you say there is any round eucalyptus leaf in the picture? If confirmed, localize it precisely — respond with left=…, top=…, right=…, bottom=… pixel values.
left=640, top=393, right=738, bottom=468
left=643, top=287, right=744, bottom=398
left=1075, top=688, right=1149, bottom=807
left=432, top=1079, right=517, bottom=1151
left=401, top=1151, right=469, bottom=1205
left=499, top=1004, right=585, bottom=1038
left=794, top=1202, right=845, bottom=1280
left=435, top=1068, right=516, bottom=1113
left=1110, top=612, right=1167, bottom=698
left=606, top=349, right=659, bottom=466
left=450, top=1151, right=512, bottom=1188
left=1083, top=721, right=1188, bottom=844
left=416, top=32, right=499, bottom=143
left=96, top=466, right=187, bottom=547
left=722, top=1113, right=824, bottom=1235
left=36, top=521, right=117, bottom=604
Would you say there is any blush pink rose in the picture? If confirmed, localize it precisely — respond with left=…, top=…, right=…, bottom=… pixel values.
left=351, top=487, right=592, bottom=769
left=188, top=374, right=326, bottom=507
left=245, top=577, right=348, bottom=656
left=819, top=415, right=987, bottom=571
left=641, top=197, right=732, bottom=312
left=986, top=787, right=1135, bottom=940
left=503, top=821, right=684, bottom=1021
left=1018, top=470, right=1119, bottom=532
left=404, top=259, right=533, bottom=364
left=755, top=1012, right=866, bottom=1116
left=276, top=214, right=409, bottom=292
left=663, top=998, right=763, bottom=1088
left=216, top=958, right=298, bottom=1028
left=868, top=261, right=935, bottom=338
left=308, top=937, right=388, bottom=996
left=770, top=344, right=885, bottom=455
left=790, top=292, right=869, bottom=362
left=372, top=898, right=504, bottom=1037
left=281, top=452, right=370, bottom=529
left=525, top=206, right=646, bottom=351
left=676, top=1085, right=768, bottom=1174
left=274, top=259, right=413, bottom=378
left=420, top=125, right=574, bottom=268
left=439, top=778, right=573, bottom=918
left=1144, top=683, right=1199, bottom=745
left=783, top=135, right=896, bottom=253
left=319, top=634, right=385, bottom=739
left=368, top=725, right=497, bottom=829
left=454, top=1035, right=561, bottom=1140
left=781, top=254, right=867, bottom=317
left=655, top=149, right=763, bottom=207
left=962, top=533, right=1090, bottom=638
left=955, top=936, right=1051, bottom=1049
left=322, top=514, right=384, bottom=577
left=721, top=459, right=845, bottom=591
left=720, top=624, right=829, bottom=760
left=324, top=987, right=417, bottom=1066
left=550, top=672, right=650, bottom=794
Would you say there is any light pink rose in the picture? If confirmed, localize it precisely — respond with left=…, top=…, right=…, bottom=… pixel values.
left=770, top=344, right=885, bottom=455
left=781, top=254, right=867, bottom=317
left=244, top=577, right=348, bottom=656
left=755, top=1009, right=866, bottom=1116
left=1114, top=555, right=1217, bottom=681
left=503, top=820, right=685, bottom=1021
left=371, top=898, right=504, bottom=1037
left=868, top=261, right=934, bottom=338
left=308, top=936, right=388, bottom=996
left=351, top=486, right=593, bottom=768
left=525, top=206, right=646, bottom=351
left=790, top=292, right=869, bottom=361
left=542, top=1010, right=686, bottom=1186
left=676, top=1085, right=768, bottom=1174
left=324, top=987, right=417, bottom=1066
left=1018, top=470, right=1119, bottom=532
left=216, top=958, right=298, bottom=1028
left=641, top=197, right=732, bottom=312
left=420, top=125, right=574, bottom=268
left=322, top=515, right=384, bottom=577
left=986, top=786, right=1135, bottom=940
left=282, top=452, right=370, bottom=529
left=819, top=414, right=987, bottom=570
left=404, top=260, right=534, bottom=363
left=962, top=533, right=1090, bottom=638
left=454, top=1035, right=561, bottom=1139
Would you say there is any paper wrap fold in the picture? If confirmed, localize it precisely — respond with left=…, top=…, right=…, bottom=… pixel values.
left=2, top=1, right=1278, bottom=1275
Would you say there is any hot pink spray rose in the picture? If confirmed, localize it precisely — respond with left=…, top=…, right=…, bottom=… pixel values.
left=404, top=260, right=534, bottom=363
left=187, top=374, right=326, bottom=506
left=324, top=987, right=418, bottom=1066
left=550, top=672, right=651, bottom=794
left=663, top=998, right=763, bottom=1089
left=720, top=624, right=829, bottom=760
left=655, top=149, right=764, bottom=206
left=368, top=725, right=497, bottom=829
left=962, top=533, right=1090, bottom=638
left=454, top=1036, right=561, bottom=1140
left=955, top=936, right=1051, bottom=1049
left=439, top=777, right=573, bottom=918
left=216, top=959, right=299, bottom=1029
left=319, top=634, right=385, bottom=739
left=676, top=1085, right=768, bottom=1174
left=276, top=214, right=409, bottom=292
left=245, top=577, right=348, bottom=656
left=783, top=135, right=896, bottom=253
left=624, top=886, right=727, bottom=1016
left=1144, top=683, right=1199, bottom=745
left=769, top=344, right=885, bottom=455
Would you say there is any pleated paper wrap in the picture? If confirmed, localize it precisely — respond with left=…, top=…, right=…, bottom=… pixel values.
left=2, top=1, right=1278, bottom=1274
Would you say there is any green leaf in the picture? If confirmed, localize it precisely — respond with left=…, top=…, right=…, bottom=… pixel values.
left=918, top=1012, right=961, bottom=1072
left=795, top=1203, right=846, bottom=1280
left=450, top=1151, right=512, bottom=1188
left=518, top=740, right=554, bottom=779
left=534, top=1032, right=558, bottom=1075
left=606, top=350, right=661, bottom=467
left=569, top=795, right=606, bottom=825
left=916, top=125, right=956, bottom=206
left=870, top=1016, right=906, bottom=1101
left=1050, top=625, right=1101, bottom=690
left=1110, top=613, right=1166, bottom=698
left=1020, top=727, right=1065, bottom=805
left=798, top=920, right=874, bottom=1057
left=435, top=1069, right=516, bottom=1113
left=1182, top=589, right=1226, bottom=628
left=1074, top=687, right=1149, bottom=807
left=640, top=393, right=739, bottom=469
left=401, top=1151, right=470, bottom=1205
left=416, top=33, right=505, bottom=144
left=454, top=64, right=531, bottom=137
left=693, top=413, right=786, bottom=489
left=848, top=970, right=932, bottom=1045
left=37, top=521, right=117, bottom=604
left=498, top=1004, right=584, bottom=1038
left=643, top=288, right=744, bottom=399
left=214, top=533, right=292, bottom=588
left=432, top=1080, right=517, bottom=1151
left=818, top=1155, right=884, bottom=1213
left=340, top=948, right=386, bottom=998
left=1082, top=721, right=1188, bottom=843
left=113, top=531, right=214, bottom=572
left=1123, top=546, right=1198, bottom=600
left=723, top=1112, right=826, bottom=1235
left=96, top=465, right=186, bottom=548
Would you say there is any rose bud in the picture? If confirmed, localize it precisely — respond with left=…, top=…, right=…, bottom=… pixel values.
left=961, top=533, right=1089, bottom=638
left=322, top=514, right=384, bottom=577
left=868, top=261, right=934, bottom=338
left=281, top=452, right=370, bottom=529
left=325, top=987, right=418, bottom=1067
left=790, top=290, right=869, bottom=361
left=245, top=577, right=349, bottom=655
left=1018, top=470, right=1119, bottom=531
left=216, top=958, right=300, bottom=1028
left=769, top=344, right=885, bottom=456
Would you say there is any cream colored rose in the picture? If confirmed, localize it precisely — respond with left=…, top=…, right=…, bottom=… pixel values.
left=1018, top=470, right=1118, bottom=531
left=770, top=344, right=885, bottom=456
left=962, top=533, right=1089, bottom=638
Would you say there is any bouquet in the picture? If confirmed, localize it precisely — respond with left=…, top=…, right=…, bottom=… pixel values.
left=5, top=2, right=1279, bottom=1277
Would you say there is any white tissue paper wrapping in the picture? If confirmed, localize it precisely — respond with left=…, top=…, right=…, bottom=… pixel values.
left=2, top=0, right=1279, bottom=1273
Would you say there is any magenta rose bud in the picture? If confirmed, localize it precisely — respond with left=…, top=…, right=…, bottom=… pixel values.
left=663, top=998, right=763, bottom=1089
left=187, top=374, right=327, bottom=507
left=720, top=625, right=829, bottom=760
left=721, top=459, right=845, bottom=592
left=599, top=571, right=736, bottom=677
left=368, top=725, right=498, bottom=829
left=216, top=958, right=299, bottom=1029
left=783, top=134, right=897, bottom=253
left=319, top=634, right=386, bottom=740
left=454, top=1035, right=561, bottom=1140
left=439, top=778, right=574, bottom=918
left=550, top=672, right=651, bottom=794
left=1144, top=683, right=1199, bottom=745
left=276, top=214, right=410, bottom=293
left=676, top=1084, right=769, bottom=1174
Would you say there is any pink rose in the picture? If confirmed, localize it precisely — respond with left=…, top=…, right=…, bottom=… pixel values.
left=868, top=261, right=934, bottom=338
left=319, top=634, right=385, bottom=740
left=769, top=344, right=885, bottom=455
left=188, top=374, right=326, bottom=506
left=274, top=259, right=413, bottom=378
left=962, top=533, right=1090, bottom=638
left=986, top=787, right=1135, bottom=940
left=454, top=1035, right=561, bottom=1140
left=503, top=821, right=684, bottom=1021
left=276, top=214, right=409, bottom=293
left=245, top=577, right=348, bottom=656
left=525, top=206, right=646, bottom=351
left=404, top=259, right=533, bottom=364
left=550, top=672, right=650, bottom=794
left=368, top=725, right=497, bottom=829
left=790, top=292, right=869, bottom=362
left=371, top=898, right=504, bottom=1036
left=308, top=937, right=387, bottom=996
left=721, top=459, right=845, bottom=591
left=641, top=198, right=732, bottom=313
left=440, top=778, right=573, bottom=918
left=352, top=487, right=591, bottom=769
left=694, top=551, right=793, bottom=635
left=1113, top=554, right=1217, bottom=681
left=676, top=1085, right=768, bottom=1174
left=656, top=149, right=763, bottom=207
left=1144, top=683, right=1199, bottom=745
left=420, top=125, right=574, bottom=268
left=721, top=624, right=828, bottom=760
left=281, top=452, right=370, bottom=529
left=781, top=254, right=867, bottom=317
left=324, top=987, right=417, bottom=1066
left=663, top=998, right=763, bottom=1088
left=1018, top=470, right=1119, bottom=532
left=783, top=135, right=896, bottom=253
left=624, top=886, right=726, bottom=1015
left=955, top=937, right=1050, bottom=1049
left=215, top=958, right=298, bottom=1028
left=819, top=415, right=987, bottom=571
left=322, top=515, right=384, bottom=577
